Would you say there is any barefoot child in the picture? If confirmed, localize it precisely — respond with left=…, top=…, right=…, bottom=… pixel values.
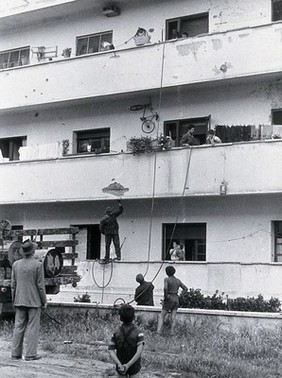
left=157, top=265, right=188, bottom=336
left=108, top=304, right=144, bottom=377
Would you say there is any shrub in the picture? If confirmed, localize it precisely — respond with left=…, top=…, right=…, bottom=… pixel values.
left=74, top=293, right=91, bottom=303
left=179, top=288, right=207, bottom=309
left=179, top=289, right=280, bottom=313
left=127, top=136, right=154, bottom=154
left=227, top=294, right=281, bottom=313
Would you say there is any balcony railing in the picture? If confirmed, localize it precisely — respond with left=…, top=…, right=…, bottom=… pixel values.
left=0, top=140, right=281, bottom=204
left=0, top=23, right=281, bottom=111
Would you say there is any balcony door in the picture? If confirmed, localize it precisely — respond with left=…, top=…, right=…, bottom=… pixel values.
left=0, top=136, right=26, bottom=161
left=164, top=116, right=210, bottom=146
left=73, top=224, right=101, bottom=260
left=166, top=13, right=209, bottom=40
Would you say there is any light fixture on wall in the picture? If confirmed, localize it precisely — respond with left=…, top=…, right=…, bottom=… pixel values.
left=220, top=181, right=227, bottom=195
left=102, top=5, right=120, bottom=17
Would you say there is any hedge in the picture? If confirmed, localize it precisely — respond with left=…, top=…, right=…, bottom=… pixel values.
left=179, top=289, right=281, bottom=313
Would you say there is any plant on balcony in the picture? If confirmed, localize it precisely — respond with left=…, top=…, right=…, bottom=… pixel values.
left=155, top=134, right=173, bottom=150
left=62, top=47, right=72, bottom=58
left=62, top=139, right=70, bottom=155
left=128, top=136, right=154, bottom=154
left=128, top=135, right=174, bottom=155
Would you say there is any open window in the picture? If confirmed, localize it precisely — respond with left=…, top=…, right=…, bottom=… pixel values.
left=0, top=136, right=26, bottom=161
left=76, top=31, right=113, bottom=55
left=74, top=128, right=110, bottom=154
left=73, top=225, right=101, bottom=260
left=273, top=221, right=282, bottom=262
left=0, top=47, right=30, bottom=69
left=272, top=0, right=282, bottom=21
left=164, top=116, right=210, bottom=146
left=272, top=109, right=282, bottom=124
left=163, top=223, right=206, bottom=261
left=166, top=13, right=209, bottom=40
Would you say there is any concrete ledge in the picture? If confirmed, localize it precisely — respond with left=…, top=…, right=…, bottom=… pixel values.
left=47, top=302, right=282, bottom=332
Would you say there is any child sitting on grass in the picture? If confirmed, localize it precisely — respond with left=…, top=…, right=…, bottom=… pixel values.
left=108, top=304, right=145, bottom=377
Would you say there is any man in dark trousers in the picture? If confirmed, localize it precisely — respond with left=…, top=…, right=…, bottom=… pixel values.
left=11, top=239, right=47, bottom=361
left=100, top=200, right=123, bottom=261
left=134, top=273, right=154, bottom=306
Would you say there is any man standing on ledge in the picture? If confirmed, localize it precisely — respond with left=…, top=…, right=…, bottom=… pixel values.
left=100, top=200, right=123, bottom=261
left=11, top=239, right=47, bottom=361
left=134, top=273, right=154, bottom=306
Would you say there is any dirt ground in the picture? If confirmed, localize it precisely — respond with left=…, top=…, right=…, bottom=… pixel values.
left=0, top=338, right=176, bottom=378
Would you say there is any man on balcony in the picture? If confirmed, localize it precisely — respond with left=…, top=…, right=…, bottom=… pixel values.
left=180, top=124, right=200, bottom=146
left=100, top=200, right=123, bottom=261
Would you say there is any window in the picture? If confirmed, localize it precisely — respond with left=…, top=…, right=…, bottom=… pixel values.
left=163, top=223, right=206, bottom=261
left=0, top=47, right=30, bottom=69
left=272, top=0, right=282, bottom=21
left=74, top=225, right=101, bottom=260
left=272, top=109, right=282, bottom=124
left=274, top=221, right=282, bottom=262
left=76, top=31, right=113, bottom=55
left=75, top=128, right=110, bottom=154
left=164, top=116, right=210, bottom=146
left=0, top=136, right=26, bottom=161
left=166, top=13, right=209, bottom=40
left=7, top=225, right=24, bottom=242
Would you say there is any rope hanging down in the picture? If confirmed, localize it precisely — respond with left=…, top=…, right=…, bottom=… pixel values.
left=143, top=39, right=166, bottom=277
left=128, top=148, right=193, bottom=305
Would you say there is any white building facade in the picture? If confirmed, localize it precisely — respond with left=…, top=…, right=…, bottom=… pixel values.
left=0, top=0, right=282, bottom=304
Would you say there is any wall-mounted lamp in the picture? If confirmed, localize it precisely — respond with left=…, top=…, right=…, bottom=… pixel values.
left=220, top=181, right=227, bottom=195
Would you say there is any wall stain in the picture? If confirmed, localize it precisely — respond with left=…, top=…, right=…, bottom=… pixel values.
left=212, top=38, right=223, bottom=50
left=176, top=41, right=206, bottom=61
left=239, top=33, right=249, bottom=38
left=275, top=27, right=282, bottom=41
left=254, top=80, right=282, bottom=108
left=213, top=62, right=232, bottom=75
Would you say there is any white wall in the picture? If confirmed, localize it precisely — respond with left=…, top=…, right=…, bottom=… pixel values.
left=1, top=194, right=280, bottom=264
left=0, top=79, right=281, bottom=149
left=0, top=0, right=271, bottom=53
left=2, top=192, right=281, bottom=302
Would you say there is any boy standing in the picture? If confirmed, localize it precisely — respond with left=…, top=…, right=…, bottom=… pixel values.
left=157, top=265, right=187, bottom=336
left=108, top=304, right=144, bottom=377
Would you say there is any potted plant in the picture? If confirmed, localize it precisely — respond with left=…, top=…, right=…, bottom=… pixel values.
left=62, top=48, right=72, bottom=58
left=128, top=136, right=154, bottom=154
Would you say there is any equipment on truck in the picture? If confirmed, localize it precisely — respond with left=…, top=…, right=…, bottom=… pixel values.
left=0, top=225, right=81, bottom=315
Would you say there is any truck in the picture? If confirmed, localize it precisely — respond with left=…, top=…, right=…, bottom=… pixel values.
left=0, top=224, right=81, bottom=315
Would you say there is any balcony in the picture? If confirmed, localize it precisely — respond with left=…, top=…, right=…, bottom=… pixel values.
left=0, top=140, right=281, bottom=205
left=0, top=22, right=281, bottom=111
left=0, top=0, right=86, bottom=22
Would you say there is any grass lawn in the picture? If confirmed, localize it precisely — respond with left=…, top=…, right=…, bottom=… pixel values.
left=2, top=309, right=282, bottom=377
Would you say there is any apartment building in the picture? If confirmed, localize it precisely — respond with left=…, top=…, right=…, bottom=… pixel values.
left=0, top=0, right=282, bottom=304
